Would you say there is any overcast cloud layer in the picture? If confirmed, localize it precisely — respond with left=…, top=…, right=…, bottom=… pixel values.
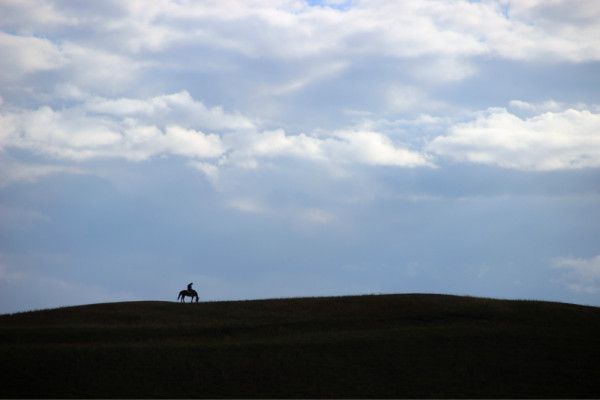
left=1, top=0, right=599, bottom=313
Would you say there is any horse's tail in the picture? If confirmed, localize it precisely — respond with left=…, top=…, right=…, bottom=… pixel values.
left=177, top=291, right=182, bottom=300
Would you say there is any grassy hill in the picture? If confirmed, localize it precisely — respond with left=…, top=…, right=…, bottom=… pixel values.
left=1, top=293, right=600, bottom=398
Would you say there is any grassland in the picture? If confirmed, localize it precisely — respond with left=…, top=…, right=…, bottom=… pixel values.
left=1, top=293, right=600, bottom=398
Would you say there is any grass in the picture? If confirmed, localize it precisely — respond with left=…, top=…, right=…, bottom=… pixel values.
left=1, top=293, right=600, bottom=398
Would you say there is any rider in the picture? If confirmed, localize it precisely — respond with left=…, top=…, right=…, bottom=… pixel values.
left=187, top=282, right=193, bottom=292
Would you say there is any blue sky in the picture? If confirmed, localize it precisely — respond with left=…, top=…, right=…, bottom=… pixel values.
left=1, top=0, right=599, bottom=313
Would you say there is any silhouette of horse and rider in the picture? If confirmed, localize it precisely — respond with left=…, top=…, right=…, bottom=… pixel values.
left=178, top=282, right=199, bottom=303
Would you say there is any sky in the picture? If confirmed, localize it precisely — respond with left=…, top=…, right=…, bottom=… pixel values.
left=1, top=0, right=600, bottom=313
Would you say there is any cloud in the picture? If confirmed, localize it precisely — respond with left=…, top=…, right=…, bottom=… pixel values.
left=1, top=105, right=123, bottom=160
left=508, top=100, right=600, bottom=115
left=4, top=1, right=599, bottom=94
left=223, top=128, right=432, bottom=170
left=162, top=126, right=225, bottom=158
left=1, top=1, right=598, bottom=138
left=0, top=159, right=86, bottom=187
left=385, top=86, right=430, bottom=113
left=135, top=0, right=600, bottom=62
left=301, top=208, right=335, bottom=224
left=0, top=37, right=146, bottom=95
left=427, top=107, right=600, bottom=171
left=4, top=95, right=599, bottom=186
left=326, top=130, right=432, bottom=167
left=2, top=1, right=600, bottom=182
left=508, top=100, right=566, bottom=114
left=0, top=32, right=64, bottom=80
left=422, top=0, right=600, bottom=62
left=499, top=0, right=600, bottom=62
left=59, top=43, right=149, bottom=94
left=225, top=197, right=336, bottom=227
left=0, top=86, right=432, bottom=187
left=552, top=255, right=600, bottom=293
left=409, top=57, right=476, bottom=84
left=232, top=129, right=324, bottom=162
left=189, top=161, right=220, bottom=186
left=0, top=0, right=76, bottom=30
left=85, top=91, right=255, bottom=131
left=227, top=198, right=266, bottom=214
left=1, top=0, right=600, bottom=312
left=259, top=61, right=348, bottom=96
left=0, top=92, right=240, bottom=162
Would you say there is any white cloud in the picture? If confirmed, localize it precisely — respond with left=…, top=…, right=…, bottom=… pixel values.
left=223, top=128, right=432, bottom=169
left=189, top=161, right=220, bottom=186
left=3, top=0, right=600, bottom=180
left=385, top=86, right=430, bottom=113
left=427, top=107, right=600, bottom=171
left=237, top=129, right=325, bottom=161
left=59, top=43, right=148, bottom=94
left=227, top=198, right=266, bottom=214
left=410, top=57, right=477, bottom=84
left=326, top=130, right=432, bottom=167
left=508, top=100, right=565, bottom=114
left=0, top=36, right=146, bottom=94
left=53, top=84, right=90, bottom=101
left=0, top=86, right=433, bottom=187
left=225, top=198, right=336, bottom=226
left=4, top=95, right=599, bottom=185
left=0, top=32, right=64, bottom=80
left=508, top=100, right=600, bottom=115
left=553, top=255, right=600, bottom=293
left=301, top=208, right=335, bottom=224
left=498, top=0, right=600, bottom=62
left=1, top=0, right=599, bottom=118
left=259, top=61, right=348, bottom=96
left=422, top=0, right=600, bottom=62
left=163, top=126, right=225, bottom=158
left=0, top=0, right=76, bottom=30
left=0, top=159, right=86, bottom=187
left=0, top=92, right=242, bottom=163
left=1, top=106, right=122, bottom=160
left=127, top=0, right=600, bottom=62
left=85, top=91, right=255, bottom=131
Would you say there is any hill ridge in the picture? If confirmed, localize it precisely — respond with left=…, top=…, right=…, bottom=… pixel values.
left=2, top=293, right=600, bottom=398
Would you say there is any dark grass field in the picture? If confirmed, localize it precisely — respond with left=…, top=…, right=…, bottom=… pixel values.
left=1, top=293, right=600, bottom=398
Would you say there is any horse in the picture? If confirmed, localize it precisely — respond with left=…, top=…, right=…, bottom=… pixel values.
left=178, top=289, right=199, bottom=303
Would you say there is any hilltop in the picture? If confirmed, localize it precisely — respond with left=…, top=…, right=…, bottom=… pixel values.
left=1, top=293, right=600, bottom=398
